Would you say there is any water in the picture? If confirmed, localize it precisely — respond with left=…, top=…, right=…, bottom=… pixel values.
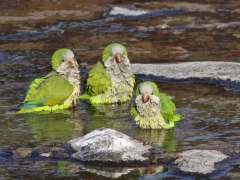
left=1, top=0, right=240, bottom=179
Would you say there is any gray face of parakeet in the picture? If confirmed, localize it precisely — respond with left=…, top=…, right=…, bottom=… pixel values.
left=135, top=84, right=161, bottom=117
left=56, top=50, right=80, bottom=87
left=104, top=45, right=131, bottom=77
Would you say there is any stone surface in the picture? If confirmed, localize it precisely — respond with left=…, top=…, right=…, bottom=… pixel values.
left=109, top=6, right=149, bottom=16
left=131, top=62, right=240, bottom=84
left=68, top=128, right=154, bottom=164
left=174, top=150, right=228, bottom=174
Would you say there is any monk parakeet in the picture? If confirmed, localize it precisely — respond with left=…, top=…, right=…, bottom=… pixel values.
left=80, top=43, right=135, bottom=104
left=17, top=49, right=80, bottom=113
left=131, top=81, right=181, bottom=129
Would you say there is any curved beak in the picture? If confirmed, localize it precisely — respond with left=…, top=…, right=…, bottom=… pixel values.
left=142, top=93, right=150, bottom=103
left=69, top=59, right=76, bottom=68
left=115, top=53, right=122, bottom=64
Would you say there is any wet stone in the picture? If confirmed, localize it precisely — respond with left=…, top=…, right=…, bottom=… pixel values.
left=13, top=148, right=32, bottom=159
left=68, top=128, right=160, bottom=166
left=231, top=9, right=240, bottom=14
left=137, top=26, right=148, bottom=32
left=131, top=62, right=240, bottom=90
left=174, top=150, right=228, bottom=175
left=155, top=24, right=170, bottom=30
left=215, top=23, right=230, bottom=29
left=226, top=172, right=240, bottom=178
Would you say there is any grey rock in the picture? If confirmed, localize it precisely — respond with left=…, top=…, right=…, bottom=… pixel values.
left=174, top=150, right=228, bottom=174
left=226, top=172, right=240, bottom=178
left=68, top=128, right=156, bottom=164
left=231, top=9, right=240, bottom=14
left=201, top=23, right=216, bottom=29
left=215, top=23, right=229, bottom=29
left=228, top=21, right=240, bottom=27
left=137, top=26, right=148, bottom=32
left=156, top=24, right=170, bottom=29
left=131, top=61, right=240, bottom=84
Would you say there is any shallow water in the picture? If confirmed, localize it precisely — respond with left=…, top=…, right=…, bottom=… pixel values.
left=1, top=0, right=240, bottom=179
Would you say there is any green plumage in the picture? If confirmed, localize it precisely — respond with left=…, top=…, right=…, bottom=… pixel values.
left=132, top=81, right=181, bottom=129
left=80, top=43, right=135, bottom=104
left=87, top=61, right=111, bottom=96
left=22, top=71, right=73, bottom=107
left=17, top=48, right=79, bottom=113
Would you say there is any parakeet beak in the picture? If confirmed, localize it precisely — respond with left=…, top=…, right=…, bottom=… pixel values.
left=69, top=59, right=76, bottom=68
left=115, top=53, right=122, bottom=63
left=142, top=93, right=150, bottom=103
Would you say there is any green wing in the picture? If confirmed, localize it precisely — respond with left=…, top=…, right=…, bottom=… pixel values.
left=86, top=61, right=111, bottom=96
left=159, top=92, right=181, bottom=122
left=22, top=71, right=73, bottom=109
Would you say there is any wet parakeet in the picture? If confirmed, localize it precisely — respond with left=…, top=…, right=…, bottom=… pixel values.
left=17, top=49, right=80, bottom=113
left=80, top=43, right=135, bottom=104
left=131, top=81, right=181, bottom=129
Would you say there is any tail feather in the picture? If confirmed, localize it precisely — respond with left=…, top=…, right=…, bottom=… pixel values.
left=173, top=114, right=181, bottom=122
left=21, top=103, right=42, bottom=109
left=79, top=94, right=91, bottom=101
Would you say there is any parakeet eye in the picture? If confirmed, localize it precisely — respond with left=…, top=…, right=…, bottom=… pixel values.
left=62, top=59, right=64, bottom=62
left=152, top=92, right=153, bottom=95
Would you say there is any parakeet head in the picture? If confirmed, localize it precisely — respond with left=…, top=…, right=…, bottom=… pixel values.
left=51, top=48, right=77, bottom=70
left=135, top=81, right=161, bottom=117
left=102, top=43, right=128, bottom=63
left=52, top=48, right=80, bottom=87
left=103, top=43, right=132, bottom=78
left=136, top=81, right=160, bottom=102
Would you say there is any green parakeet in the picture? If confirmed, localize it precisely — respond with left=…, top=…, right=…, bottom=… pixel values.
left=80, top=43, right=135, bottom=104
left=131, top=81, right=181, bottom=129
left=17, top=49, right=80, bottom=113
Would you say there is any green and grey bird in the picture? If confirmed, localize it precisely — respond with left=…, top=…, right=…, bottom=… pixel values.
left=131, top=81, right=181, bottom=129
left=80, top=43, right=135, bottom=104
left=17, top=49, right=80, bottom=113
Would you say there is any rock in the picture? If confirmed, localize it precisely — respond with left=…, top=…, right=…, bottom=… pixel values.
left=109, top=6, right=149, bottom=16
left=13, top=148, right=32, bottom=159
left=174, top=150, right=228, bottom=174
left=131, top=62, right=240, bottom=89
left=156, top=24, right=170, bottom=30
left=137, top=26, right=148, bottom=32
left=226, top=172, right=240, bottom=178
left=68, top=128, right=162, bottom=166
left=231, top=9, right=240, bottom=14
left=215, top=23, right=229, bottom=29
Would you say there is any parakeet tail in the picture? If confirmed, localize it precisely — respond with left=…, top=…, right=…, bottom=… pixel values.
left=79, top=94, right=91, bottom=101
left=173, top=114, right=181, bottom=122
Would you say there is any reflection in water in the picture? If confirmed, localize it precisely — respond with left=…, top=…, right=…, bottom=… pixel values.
left=26, top=110, right=84, bottom=143
left=134, top=128, right=177, bottom=153
left=85, top=102, right=136, bottom=132
left=80, top=164, right=167, bottom=179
